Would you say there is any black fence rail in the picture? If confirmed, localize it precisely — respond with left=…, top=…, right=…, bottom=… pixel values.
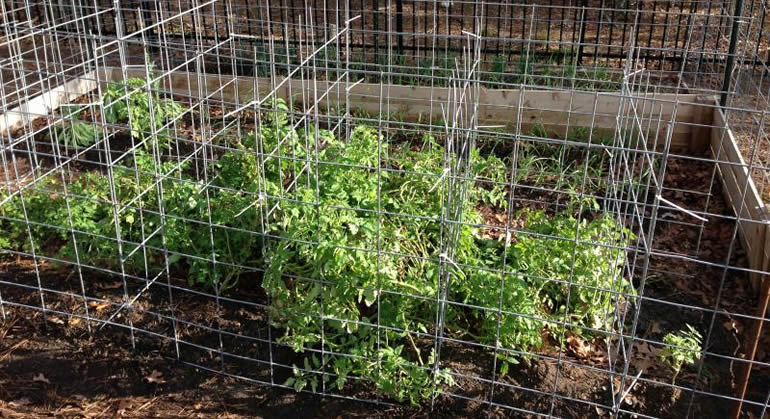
left=2, top=1, right=768, bottom=95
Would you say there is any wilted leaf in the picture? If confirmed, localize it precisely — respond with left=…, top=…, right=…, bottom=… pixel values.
left=144, top=370, right=166, bottom=384
left=9, top=398, right=31, bottom=407
left=47, top=316, right=65, bottom=325
left=33, top=373, right=50, bottom=384
left=96, top=282, right=123, bottom=290
left=632, top=342, right=662, bottom=372
left=567, top=335, right=593, bottom=358
left=723, top=319, right=741, bottom=334
left=88, top=301, right=111, bottom=311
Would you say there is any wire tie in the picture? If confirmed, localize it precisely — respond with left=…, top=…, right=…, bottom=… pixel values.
left=428, top=168, right=450, bottom=193
left=656, top=194, right=708, bottom=222
left=439, top=252, right=461, bottom=271
left=235, top=194, right=265, bottom=218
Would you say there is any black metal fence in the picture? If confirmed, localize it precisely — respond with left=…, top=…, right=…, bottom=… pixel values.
left=4, top=1, right=769, bottom=96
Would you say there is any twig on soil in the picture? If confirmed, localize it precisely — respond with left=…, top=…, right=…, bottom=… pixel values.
left=134, top=397, right=157, bottom=414
left=615, top=369, right=644, bottom=410
left=0, top=339, right=28, bottom=362
left=0, top=318, right=18, bottom=340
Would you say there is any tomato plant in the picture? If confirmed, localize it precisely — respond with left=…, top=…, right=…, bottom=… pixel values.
left=102, top=75, right=184, bottom=148
left=0, top=97, right=637, bottom=405
left=660, top=324, right=702, bottom=383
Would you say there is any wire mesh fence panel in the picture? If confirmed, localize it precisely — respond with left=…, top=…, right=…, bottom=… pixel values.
left=0, top=0, right=769, bottom=418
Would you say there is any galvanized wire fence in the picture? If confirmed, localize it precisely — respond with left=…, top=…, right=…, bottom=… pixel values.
left=0, top=1, right=769, bottom=418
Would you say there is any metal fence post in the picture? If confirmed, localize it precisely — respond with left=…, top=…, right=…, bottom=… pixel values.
left=721, top=0, right=745, bottom=107
left=396, top=0, right=404, bottom=57
left=576, top=1, right=588, bottom=66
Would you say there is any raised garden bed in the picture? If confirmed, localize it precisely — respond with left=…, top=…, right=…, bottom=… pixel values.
left=709, top=101, right=770, bottom=412
left=0, top=70, right=766, bottom=416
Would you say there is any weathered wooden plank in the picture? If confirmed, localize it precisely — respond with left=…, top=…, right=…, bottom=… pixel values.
left=107, top=68, right=710, bottom=152
left=0, top=68, right=713, bottom=157
left=715, top=142, right=764, bottom=263
left=690, top=96, right=716, bottom=154
left=0, top=71, right=99, bottom=135
left=732, top=268, right=770, bottom=417
left=711, top=103, right=769, bottom=292
left=712, top=104, right=766, bottom=220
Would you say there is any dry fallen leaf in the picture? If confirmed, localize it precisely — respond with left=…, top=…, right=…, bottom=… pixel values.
left=88, top=301, right=111, bottom=311
left=32, top=373, right=50, bottom=384
left=144, top=370, right=166, bottom=384
left=632, top=342, right=662, bottom=373
left=96, top=282, right=123, bottom=290
left=116, top=399, right=134, bottom=416
left=567, top=335, right=593, bottom=358
left=635, top=341, right=661, bottom=357
left=624, top=394, right=637, bottom=407
left=723, top=319, right=741, bottom=334
left=9, top=398, right=31, bottom=407
left=47, top=316, right=65, bottom=325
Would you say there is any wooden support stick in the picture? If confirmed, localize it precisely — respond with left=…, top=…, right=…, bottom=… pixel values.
left=731, top=269, right=770, bottom=419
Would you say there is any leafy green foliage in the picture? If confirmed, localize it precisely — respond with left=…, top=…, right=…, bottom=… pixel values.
left=511, top=210, right=634, bottom=333
left=0, top=97, right=636, bottom=405
left=103, top=76, right=184, bottom=147
left=472, top=149, right=509, bottom=209
left=370, top=346, right=454, bottom=406
left=48, top=71, right=185, bottom=152
left=660, top=324, right=702, bottom=383
left=271, top=48, right=619, bottom=90
left=249, top=100, right=634, bottom=402
left=53, top=121, right=102, bottom=149
left=480, top=51, right=620, bottom=90
left=50, top=105, right=101, bottom=149
left=1, top=146, right=264, bottom=291
left=258, top=110, right=453, bottom=404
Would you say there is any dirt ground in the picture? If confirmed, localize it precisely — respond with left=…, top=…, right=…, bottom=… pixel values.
left=0, top=155, right=768, bottom=418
